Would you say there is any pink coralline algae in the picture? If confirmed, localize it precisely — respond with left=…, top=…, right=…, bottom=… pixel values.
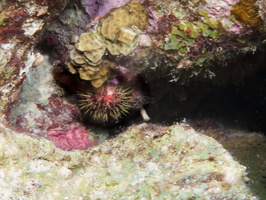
left=46, top=125, right=94, bottom=151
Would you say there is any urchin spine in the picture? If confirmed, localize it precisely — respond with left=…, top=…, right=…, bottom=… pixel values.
left=79, top=86, right=134, bottom=122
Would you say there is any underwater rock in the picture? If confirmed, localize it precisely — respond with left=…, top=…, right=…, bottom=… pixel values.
left=6, top=56, right=81, bottom=137
left=0, top=0, right=69, bottom=126
left=192, top=118, right=266, bottom=199
left=3, top=0, right=265, bottom=128
left=222, top=131, right=266, bottom=199
left=0, top=4, right=265, bottom=199
left=63, top=0, right=266, bottom=87
left=0, top=123, right=258, bottom=199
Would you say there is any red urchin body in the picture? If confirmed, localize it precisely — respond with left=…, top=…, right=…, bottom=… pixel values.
left=79, top=85, right=135, bottom=124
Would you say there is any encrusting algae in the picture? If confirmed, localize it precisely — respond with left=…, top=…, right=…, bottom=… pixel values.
left=0, top=123, right=258, bottom=199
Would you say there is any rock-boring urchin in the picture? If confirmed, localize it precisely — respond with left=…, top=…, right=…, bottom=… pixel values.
left=79, top=85, right=135, bottom=124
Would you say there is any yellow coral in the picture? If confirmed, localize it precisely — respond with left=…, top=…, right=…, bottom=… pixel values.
left=118, top=27, right=138, bottom=45
left=83, top=48, right=105, bottom=64
left=98, top=0, right=149, bottom=56
left=65, top=60, right=77, bottom=74
left=100, top=9, right=130, bottom=41
left=104, top=40, right=134, bottom=56
left=231, top=0, right=263, bottom=28
left=69, top=49, right=86, bottom=65
left=76, top=31, right=105, bottom=52
left=66, top=0, right=149, bottom=87
left=99, top=0, right=148, bottom=41
left=67, top=38, right=115, bottom=87
left=77, top=60, right=115, bottom=88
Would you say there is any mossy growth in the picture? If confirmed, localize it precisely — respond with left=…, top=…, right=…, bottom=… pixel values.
left=0, top=66, right=16, bottom=86
left=0, top=0, right=6, bottom=10
left=0, top=15, right=7, bottom=26
left=165, top=10, right=223, bottom=52
left=0, top=0, right=8, bottom=26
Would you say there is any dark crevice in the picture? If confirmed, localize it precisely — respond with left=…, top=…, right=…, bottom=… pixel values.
left=145, top=54, right=266, bottom=134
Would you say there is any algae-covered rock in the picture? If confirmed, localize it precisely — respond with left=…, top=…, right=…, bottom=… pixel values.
left=6, top=56, right=80, bottom=137
left=222, top=131, right=266, bottom=199
left=0, top=0, right=69, bottom=117
left=0, top=123, right=257, bottom=199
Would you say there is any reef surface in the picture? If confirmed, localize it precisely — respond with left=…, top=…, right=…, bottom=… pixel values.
left=0, top=0, right=266, bottom=198
left=0, top=123, right=258, bottom=199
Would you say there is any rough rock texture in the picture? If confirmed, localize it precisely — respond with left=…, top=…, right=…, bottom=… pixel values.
left=0, top=0, right=69, bottom=125
left=124, top=0, right=266, bottom=83
left=0, top=123, right=258, bottom=199
left=0, top=1, right=265, bottom=198
left=222, top=131, right=266, bottom=199
left=0, top=0, right=89, bottom=136
left=192, top=118, right=266, bottom=199
left=2, top=0, right=266, bottom=134
left=7, top=56, right=81, bottom=137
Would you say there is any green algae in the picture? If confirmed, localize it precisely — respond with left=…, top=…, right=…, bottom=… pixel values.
left=236, top=38, right=247, bottom=44
left=164, top=8, right=223, bottom=52
left=0, top=16, right=7, bottom=26
left=192, top=54, right=215, bottom=67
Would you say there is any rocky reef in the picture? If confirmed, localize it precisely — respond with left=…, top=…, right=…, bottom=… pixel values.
left=1, top=0, right=266, bottom=132
left=0, top=0, right=266, bottom=198
left=0, top=123, right=258, bottom=199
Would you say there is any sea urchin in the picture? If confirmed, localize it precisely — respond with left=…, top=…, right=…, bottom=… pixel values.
left=79, top=85, right=135, bottom=123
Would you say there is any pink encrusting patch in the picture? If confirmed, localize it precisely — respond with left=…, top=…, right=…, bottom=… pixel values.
left=46, top=125, right=94, bottom=151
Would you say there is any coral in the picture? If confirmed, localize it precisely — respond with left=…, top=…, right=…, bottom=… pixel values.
left=231, top=0, right=263, bottom=28
left=99, top=0, right=148, bottom=41
left=76, top=31, right=105, bottom=52
left=98, top=0, right=149, bottom=55
left=104, top=37, right=137, bottom=56
left=84, top=0, right=131, bottom=18
left=69, top=31, right=106, bottom=67
left=81, top=0, right=101, bottom=18
left=65, top=29, right=123, bottom=87
left=46, top=124, right=94, bottom=151
left=79, top=85, right=135, bottom=123
left=66, top=0, right=149, bottom=87
left=67, top=59, right=116, bottom=88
